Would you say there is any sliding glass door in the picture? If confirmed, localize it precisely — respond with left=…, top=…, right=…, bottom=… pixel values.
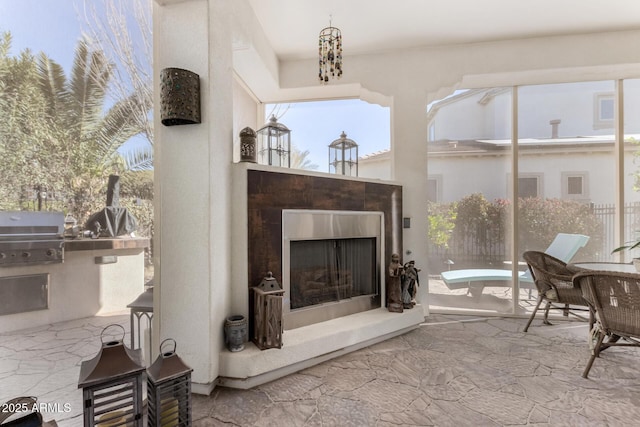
left=428, top=79, right=639, bottom=315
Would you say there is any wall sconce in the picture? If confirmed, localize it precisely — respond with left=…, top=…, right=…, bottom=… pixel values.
left=160, top=68, right=201, bottom=126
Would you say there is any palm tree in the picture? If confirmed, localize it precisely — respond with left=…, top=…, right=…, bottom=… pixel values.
left=37, top=39, right=149, bottom=171
left=34, top=38, right=151, bottom=219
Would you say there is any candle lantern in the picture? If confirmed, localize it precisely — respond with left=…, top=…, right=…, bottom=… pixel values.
left=147, top=339, right=193, bottom=427
left=257, top=115, right=291, bottom=167
left=252, top=272, right=284, bottom=350
left=328, top=131, right=358, bottom=176
left=239, top=126, right=257, bottom=163
left=77, top=324, right=145, bottom=427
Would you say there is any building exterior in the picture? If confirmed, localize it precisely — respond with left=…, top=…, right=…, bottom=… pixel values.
left=361, top=83, right=640, bottom=205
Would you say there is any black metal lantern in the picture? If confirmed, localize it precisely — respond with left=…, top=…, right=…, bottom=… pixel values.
left=147, top=339, right=193, bottom=427
left=257, top=115, right=291, bottom=167
left=329, top=131, right=358, bottom=176
left=77, top=324, right=145, bottom=427
left=160, top=67, right=201, bottom=126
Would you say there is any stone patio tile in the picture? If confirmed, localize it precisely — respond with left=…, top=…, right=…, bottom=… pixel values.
left=479, top=353, right=540, bottom=377
left=323, top=367, right=376, bottom=394
left=257, top=373, right=323, bottom=401
left=208, top=388, right=272, bottom=425
left=425, top=399, right=500, bottom=427
left=254, top=400, right=317, bottom=426
left=352, top=378, right=423, bottom=412
left=379, top=410, right=435, bottom=426
left=315, top=395, right=378, bottom=427
left=517, top=375, right=576, bottom=405
left=460, top=387, right=534, bottom=425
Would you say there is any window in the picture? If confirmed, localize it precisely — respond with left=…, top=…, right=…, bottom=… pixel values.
left=518, top=175, right=541, bottom=198
left=427, top=176, right=442, bottom=202
left=562, top=172, right=588, bottom=200
left=594, top=93, right=614, bottom=129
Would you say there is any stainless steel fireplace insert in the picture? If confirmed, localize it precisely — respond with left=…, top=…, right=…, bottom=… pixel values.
left=282, top=210, right=384, bottom=330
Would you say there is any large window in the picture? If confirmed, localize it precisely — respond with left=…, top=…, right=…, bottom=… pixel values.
left=428, top=79, right=638, bottom=316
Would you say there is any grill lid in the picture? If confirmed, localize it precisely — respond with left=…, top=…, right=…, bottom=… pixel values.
left=0, top=211, right=64, bottom=240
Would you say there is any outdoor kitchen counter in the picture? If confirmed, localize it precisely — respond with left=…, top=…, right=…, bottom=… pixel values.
left=0, top=237, right=148, bottom=334
left=64, top=236, right=150, bottom=251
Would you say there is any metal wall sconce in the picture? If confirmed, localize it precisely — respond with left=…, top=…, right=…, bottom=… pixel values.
left=160, top=68, right=201, bottom=126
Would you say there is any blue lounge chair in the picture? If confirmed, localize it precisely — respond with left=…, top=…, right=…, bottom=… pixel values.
left=440, top=233, right=590, bottom=296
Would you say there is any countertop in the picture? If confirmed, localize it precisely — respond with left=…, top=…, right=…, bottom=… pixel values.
left=64, top=236, right=150, bottom=252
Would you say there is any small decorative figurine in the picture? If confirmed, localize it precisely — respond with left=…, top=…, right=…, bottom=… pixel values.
left=387, top=253, right=404, bottom=313
left=402, top=260, right=420, bottom=308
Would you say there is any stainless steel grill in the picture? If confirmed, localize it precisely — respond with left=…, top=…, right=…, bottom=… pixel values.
left=0, top=211, right=65, bottom=267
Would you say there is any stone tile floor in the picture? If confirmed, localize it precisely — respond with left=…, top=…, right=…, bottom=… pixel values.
left=2, top=312, right=640, bottom=426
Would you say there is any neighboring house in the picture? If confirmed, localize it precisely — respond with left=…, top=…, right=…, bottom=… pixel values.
left=360, top=82, right=640, bottom=205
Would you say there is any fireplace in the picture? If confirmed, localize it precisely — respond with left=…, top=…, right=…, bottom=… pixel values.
left=282, top=210, right=383, bottom=330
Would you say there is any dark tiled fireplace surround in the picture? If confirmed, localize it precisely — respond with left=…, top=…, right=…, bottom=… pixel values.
left=247, top=169, right=403, bottom=333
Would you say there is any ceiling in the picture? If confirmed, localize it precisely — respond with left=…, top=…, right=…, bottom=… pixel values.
left=248, top=0, right=640, bottom=61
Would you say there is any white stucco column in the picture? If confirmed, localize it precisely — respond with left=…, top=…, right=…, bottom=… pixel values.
left=153, top=0, right=233, bottom=393
left=391, top=91, right=429, bottom=315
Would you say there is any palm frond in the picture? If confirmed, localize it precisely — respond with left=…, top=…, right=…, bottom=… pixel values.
left=36, top=53, right=68, bottom=119
left=69, top=39, right=112, bottom=138
left=121, top=146, right=153, bottom=171
left=92, top=91, right=146, bottom=163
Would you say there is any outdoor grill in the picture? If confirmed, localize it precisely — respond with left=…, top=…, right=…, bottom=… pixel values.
left=0, top=211, right=65, bottom=267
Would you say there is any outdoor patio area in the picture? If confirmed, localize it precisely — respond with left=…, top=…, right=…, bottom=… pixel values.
left=2, top=311, right=640, bottom=426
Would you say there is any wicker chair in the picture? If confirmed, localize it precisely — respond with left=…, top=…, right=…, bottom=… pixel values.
left=573, top=270, right=640, bottom=378
left=522, top=251, right=591, bottom=332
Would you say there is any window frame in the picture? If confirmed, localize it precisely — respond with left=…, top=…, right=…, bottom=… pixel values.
left=594, top=92, right=615, bottom=129
left=561, top=171, right=589, bottom=201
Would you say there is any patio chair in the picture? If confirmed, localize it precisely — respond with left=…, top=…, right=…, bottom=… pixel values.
left=572, top=270, right=640, bottom=379
left=522, top=251, right=591, bottom=332
left=441, top=233, right=589, bottom=297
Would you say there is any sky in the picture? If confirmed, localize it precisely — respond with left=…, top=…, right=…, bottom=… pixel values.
left=267, top=99, right=390, bottom=172
left=0, top=0, right=82, bottom=74
left=0, top=0, right=391, bottom=168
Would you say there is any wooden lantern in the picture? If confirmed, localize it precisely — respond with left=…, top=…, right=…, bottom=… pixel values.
left=77, top=324, right=145, bottom=427
left=252, top=272, right=284, bottom=350
left=147, top=339, right=193, bottom=427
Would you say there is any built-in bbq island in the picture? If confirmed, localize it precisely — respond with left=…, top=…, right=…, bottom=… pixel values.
left=0, top=235, right=149, bottom=334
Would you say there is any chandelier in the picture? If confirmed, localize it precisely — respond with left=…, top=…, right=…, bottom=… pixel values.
left=318, top=17, right=342, bottom=84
